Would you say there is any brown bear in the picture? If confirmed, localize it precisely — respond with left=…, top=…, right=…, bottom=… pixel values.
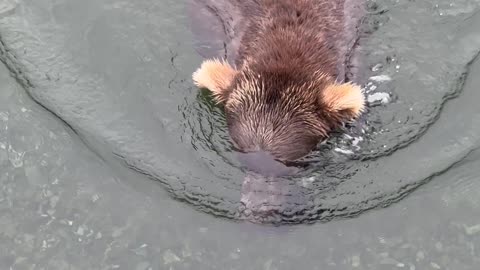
left=192, top=0, right=365, bottom=162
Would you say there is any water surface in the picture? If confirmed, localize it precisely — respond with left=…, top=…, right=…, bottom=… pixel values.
left=0, top=0, right=479, bottom=268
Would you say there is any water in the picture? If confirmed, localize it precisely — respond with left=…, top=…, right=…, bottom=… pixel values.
left=0, top=0, right=479, bottom=268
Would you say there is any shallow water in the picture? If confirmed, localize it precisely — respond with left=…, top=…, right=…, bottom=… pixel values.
left=0, top=0, right=480, bottom=268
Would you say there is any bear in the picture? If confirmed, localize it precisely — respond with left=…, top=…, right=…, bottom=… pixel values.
left=192, top=0, right=365, bottom=163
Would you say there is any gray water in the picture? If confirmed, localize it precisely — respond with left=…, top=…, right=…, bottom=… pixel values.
left=0, top=0, right=480, bottom=268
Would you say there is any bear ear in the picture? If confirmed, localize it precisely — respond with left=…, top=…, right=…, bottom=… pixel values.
left=192, top=59, right=238, bottom=104
left=321, top=82, right=365, bottom=120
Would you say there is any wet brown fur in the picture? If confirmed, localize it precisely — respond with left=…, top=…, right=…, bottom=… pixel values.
left=193, top=0, right=365, bottom=161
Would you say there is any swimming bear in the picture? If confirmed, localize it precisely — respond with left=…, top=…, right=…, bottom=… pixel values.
left=192, top=0, right=365, bottom=163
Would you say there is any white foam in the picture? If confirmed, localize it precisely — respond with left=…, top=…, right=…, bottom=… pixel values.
left=334, top=148, right=354, bottom=155
left=369, top=74, right=392, bottom=82
left=367, top=92, right=391, bottom=104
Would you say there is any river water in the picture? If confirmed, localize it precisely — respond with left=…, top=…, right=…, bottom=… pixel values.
left=0, top=0, right=479, bottom=269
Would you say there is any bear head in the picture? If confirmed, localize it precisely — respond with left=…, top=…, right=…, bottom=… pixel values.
left=193, top=59, right=364, bottom=162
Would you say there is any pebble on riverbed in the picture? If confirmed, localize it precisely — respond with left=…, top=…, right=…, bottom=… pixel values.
left=464, top=224, right=480, bottom=235
left=163, top=249, right=181, bottom=264
left=0, top=0, right=16, bottom=18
